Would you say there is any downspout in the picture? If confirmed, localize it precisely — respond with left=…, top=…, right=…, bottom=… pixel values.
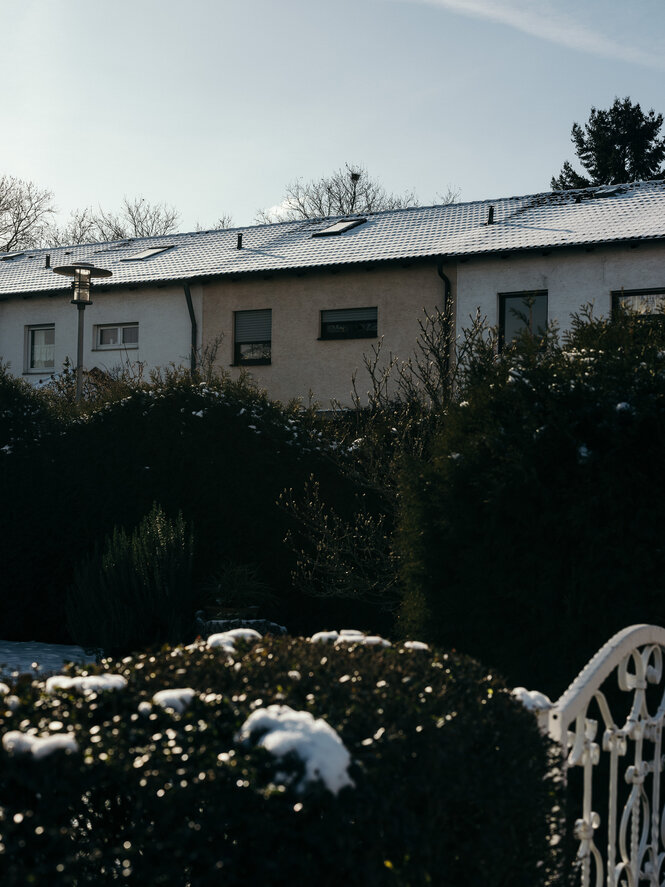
left=436, top=259, right=453, bottom=398
left=436, top=259, right=451, bottom=310
left=183, top=282, right=197, bottom=373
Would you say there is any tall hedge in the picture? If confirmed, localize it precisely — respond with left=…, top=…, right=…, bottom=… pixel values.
left=0, top=375, right=361, bottom=643
left=398, top=311, right=665, bottom=697
left=0, top=635, right=560, bottom=886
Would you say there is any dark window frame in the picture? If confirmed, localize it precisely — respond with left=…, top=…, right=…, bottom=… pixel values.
left=26, top=323, right=55, bottom=372
left=498, top=290, right=548, bottom=351
left=611, top=287, right=665, bottom=319
left=233, top=309, right=272, bottom=366
left=312, top=218, right=367, bottom=238
left=319, top=307, right=378, bottom=341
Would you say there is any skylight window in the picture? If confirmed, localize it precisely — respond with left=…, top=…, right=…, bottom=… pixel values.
left=312, top=218, right=367, bottom=237
left=120, top=245, right=174, bottom=261
left=0, top=251, right=24, bottom=261
left=595, top=185, right=623, bottom=198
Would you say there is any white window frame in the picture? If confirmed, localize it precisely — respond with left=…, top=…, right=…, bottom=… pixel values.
left=24, top=324, right=55, bottom=373
left=94, top=323, right=139, bottom=351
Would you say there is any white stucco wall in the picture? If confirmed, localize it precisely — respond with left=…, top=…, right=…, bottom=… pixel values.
left=0, top=284, right=202, bottom=383
left=3, top=241, right=663, bottom=401
left=455, top=241, right=665, bottom=339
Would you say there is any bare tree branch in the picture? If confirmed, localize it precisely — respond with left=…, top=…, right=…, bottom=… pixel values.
left=195, top=213, right=233, bottom=231
left=0, top=176, right=56, bottom=252
left=256, top=163, right=419, bottom=223
left=46, top=196, right=181, bottom=245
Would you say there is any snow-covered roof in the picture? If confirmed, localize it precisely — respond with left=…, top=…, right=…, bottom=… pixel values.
left=2, top=180, right=665, bottom=298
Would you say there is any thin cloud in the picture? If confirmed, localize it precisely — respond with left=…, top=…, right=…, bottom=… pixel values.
left=403, top=0, right=665, bottom=70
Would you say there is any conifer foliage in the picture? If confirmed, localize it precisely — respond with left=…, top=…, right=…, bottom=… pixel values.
left=398, top=309, right=665, bottom=698
left=551, top=97, right=665, bottom=189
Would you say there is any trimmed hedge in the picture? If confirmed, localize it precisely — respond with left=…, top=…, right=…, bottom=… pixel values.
left=0, top=375, right=367, bottom=642
left=0, top=635, right=560, bottom=886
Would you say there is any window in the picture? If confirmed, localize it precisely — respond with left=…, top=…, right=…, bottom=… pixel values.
left=312, top=218, right=367, bottom=237
left=498, top=291, right=548, bottom=349
left=320, top=307, right=378, bottom=340
left=612, top=288, right=665, bottom=317
left=95, top=323, right=139, bottom=350
left=26, top=325, right=55, bottom=372
left=234, top=309, right=271, bottom=365
left=120, top=246, right=174, bottom=261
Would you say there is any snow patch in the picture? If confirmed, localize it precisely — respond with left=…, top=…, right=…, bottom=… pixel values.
left=335, top=633, right=391, bottom=647
left=237, top=704, right=354, bottom=795
left=309, top=630, right=339, bottom=644
left=512, top=687, right=553, bottom=712
left=0, top=640, right=94, bottom=678
left=3, top=730, right=79, bottom=759
left=152, top=688, right=196, bottom=714
left=207, top=628, right=262, bottom=654
left=45, top=674, right=127, bottom=694
left=403, top=641, right=429, bottom=651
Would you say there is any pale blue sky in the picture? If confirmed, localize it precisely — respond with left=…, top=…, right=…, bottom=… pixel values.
left=2, top=0, right=664, bottom=231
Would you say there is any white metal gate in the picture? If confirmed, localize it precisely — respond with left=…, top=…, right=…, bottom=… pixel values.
left=539, top=624, right=665, bottom=887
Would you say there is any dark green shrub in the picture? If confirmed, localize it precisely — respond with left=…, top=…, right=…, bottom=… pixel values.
left=0, top=635, right=560, bottom=886
left=0, top=373, right=357, bottom=641
left=0, top=362, right=57, bottom=452
left=399, top=309, right=665, bottom=697
left=66, top=503, right=194, bottom=654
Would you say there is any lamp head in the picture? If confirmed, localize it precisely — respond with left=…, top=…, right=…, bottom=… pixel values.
left=52, top=261, right=112, bottom=303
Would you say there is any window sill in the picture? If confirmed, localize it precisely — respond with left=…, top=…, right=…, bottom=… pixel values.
left=92, top=346, right=139, bottom=352
left=318, top=334, right=378, bottom=341
left=231, top=361, right=271, bottom=367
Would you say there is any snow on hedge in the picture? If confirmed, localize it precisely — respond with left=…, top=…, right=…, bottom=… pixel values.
left=207, top=628, right=263, bottom=654
left=512, top=687, right=553, bottom=712
left=45, top=674, right=127, bottom=694
left=309, top=629, right=391, bottom=647
left=3, top=730, right=79, bottom=759
left=237, top=704, right=354, bottom=795
left=152, top=687, right=196, bottom=714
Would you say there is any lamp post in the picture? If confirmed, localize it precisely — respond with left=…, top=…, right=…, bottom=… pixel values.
left=52, top=261, right=112, bottom=402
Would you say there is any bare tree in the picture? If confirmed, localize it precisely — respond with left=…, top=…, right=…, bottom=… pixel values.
left=0, top=175, right=55, bottom=252
left=48, top=196, right=181, bottom=245
left=256, top=163, right=419, bottom=223
left=47, top=207, right=98, bottom=246
left=433, top=184, right=461, bottom=205
left=94, top=196, right=180, bottom=240
left=194, top=213, right=234, bottom=232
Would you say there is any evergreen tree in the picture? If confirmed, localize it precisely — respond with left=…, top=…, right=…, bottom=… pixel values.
left=551, top=97, right=665, bottom=190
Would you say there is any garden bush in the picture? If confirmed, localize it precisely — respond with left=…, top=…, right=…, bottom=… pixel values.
left=0, top=372, right=361, bottom=641
left=0, top=633, right=560, bottom=886
left=0, top=362, right=57, bottom=452
left=66, top=504, right=194, bottom=655
left=398, top=309, right=665, bottom=698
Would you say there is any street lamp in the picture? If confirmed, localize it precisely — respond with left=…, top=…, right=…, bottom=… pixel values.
left=52, top=261, right=112, bottom=402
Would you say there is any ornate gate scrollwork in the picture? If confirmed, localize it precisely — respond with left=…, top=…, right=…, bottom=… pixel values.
left=543, top=625, right=665, bottom=887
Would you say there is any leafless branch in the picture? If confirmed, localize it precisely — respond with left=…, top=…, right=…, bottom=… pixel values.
left=0, top=176, right=56, bottom=251
left=256, top=163, right=419, bottom=223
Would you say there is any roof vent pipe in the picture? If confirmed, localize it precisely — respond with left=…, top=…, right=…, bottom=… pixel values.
left=487, top=205, right=495, bottom=225
left=45, top=254, right=50, bottom=268
left=237, top=233, right=243, bottom=250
